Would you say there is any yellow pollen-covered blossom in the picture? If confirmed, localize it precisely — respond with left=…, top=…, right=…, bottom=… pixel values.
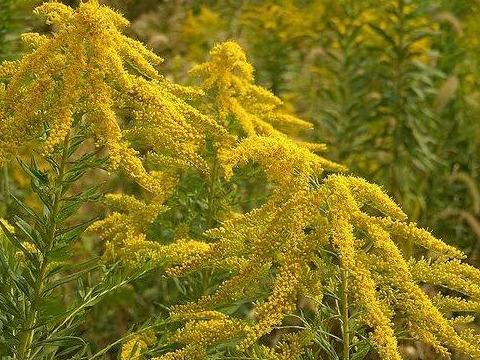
left=190, top=41, right=314, bottom=139
left=220, top=135, right=345, bottom=187
left=0, top=0, right=220, bottom=192
left=153, top=318, right=246, bottom=360
left=252, top=330, right=314, bottom=360
left=55, top=5, right=480, bottom=359
left=120, top=330, right=156, bottom=360
left=88, top=107, right=477, bottom=359
left=90, top=187, right=212, bottom=269
left=152, top=141, right=480, bottom=359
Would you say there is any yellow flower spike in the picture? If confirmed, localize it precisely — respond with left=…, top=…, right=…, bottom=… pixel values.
left=0, top=0, right=214, bottom=193
left=191, top=41, right=317, bottom=138
left=343, top=176, right=407, bottom=220
left=271, top=330, right=314, bottom=360
left=354, top=213, right=480, bottom=359
left=33, top=2, right=74, bottom=26
left=20, top=33, right=49, bottom=49
left=220, top=136, right=345, bottom=185
left=410, top=259, right=480, bottom=298
left=190, top=41, right=254, bottom=89
left=121, top=330, right=156, bottom=360
left=461, top=329, right=480, bottom=350
left=0, top=61, right=20, bottom=79
left=372, top=217, right=465, bottom=259
left=159, top=168, right=480, bottom=358
left=449, top=315, right=476, bottom=326
left=326, top=179, right=402, bottom=360
left=432, top=295, right=480, bottom=313
left=89, top=192, right=169, bottom=262
left=153, top=319, right=244, bottom=360
left=409, top=325, right=450, bottom=358
left=295, top=141, right=328, bottom=152
left=238, top=262, right=302, bottom=350
left=153, top=344, right=205, bottom=360
left=91, top=182, right=215, bottom=268
left=171, top=318, right=245, bottom=346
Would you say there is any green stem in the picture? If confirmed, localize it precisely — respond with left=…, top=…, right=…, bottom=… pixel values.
left=341, top=269, right=350, bottom=360
left=206, top=153, right=219, bottom=229
left=17, top=134, right=71, bottom=360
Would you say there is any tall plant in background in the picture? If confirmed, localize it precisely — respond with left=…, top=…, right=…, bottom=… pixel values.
left=366, top=0, right=441, bottom=220
left=421, top=0, right=480, bottom=260
left=0, top=0, right=21, bottom=60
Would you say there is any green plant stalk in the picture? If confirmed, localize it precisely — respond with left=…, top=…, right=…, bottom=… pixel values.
left=341, top=268, right=349, bottom=360
left=17, top=134, right=71, bottom=360
left=203, top=148, right=220, bottom=292
left=206, top=148, right=220, bottom=229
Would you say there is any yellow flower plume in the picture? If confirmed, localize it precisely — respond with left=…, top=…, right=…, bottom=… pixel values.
left=0, top=0, right=224, bottom=193
left=190, top=41, right=314, bottom=139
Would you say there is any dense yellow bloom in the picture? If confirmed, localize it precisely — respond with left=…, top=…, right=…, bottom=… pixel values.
left=91, top=186, right=211, bottom=268
left=100, top=123, right=480, bottom=359
left=251, top=331, right=314, bottom=360
left=52, top=4, right=479, bottom=358
left=120, top=330, right=156, bottom=360
left=220, top=135, right=345, bottom=187
left=190, top=41, right=313, bottom=138
left=152, top=318, right=245, bottom=360
left=155, top=154, right=480, bottom=359
left=0, top=0, right=221, bottom=193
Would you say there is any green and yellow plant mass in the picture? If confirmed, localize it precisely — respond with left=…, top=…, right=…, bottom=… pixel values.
left=1, top=1, right=480, bottom=360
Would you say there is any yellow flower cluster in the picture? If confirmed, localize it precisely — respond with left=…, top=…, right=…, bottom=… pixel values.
left=253, top=331, right=314, bottom=360
left=157, top=169, right=480, bottom=359
left=42, top=3, right=475, bottom=357
left=89, top=183, right=211, bottom=269
left=120, top=330, right=156, bottom=360
left=0, top=0, right=223, bottom=193
left=220, top=135, right=345, bottom=186
left=153, top=318, right=245, bottom=360
left=90, top=37, right=339, bottom=275
left=190, top=41, right=314, bottom=138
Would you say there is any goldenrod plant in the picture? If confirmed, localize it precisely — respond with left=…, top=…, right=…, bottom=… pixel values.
left=95, top=22, right=479, bottom=360
left=0, top=1, right=217, bottom=358
left=123, top=0, right=480, bottom=262
left=1, top=1, right=480, bottom=360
